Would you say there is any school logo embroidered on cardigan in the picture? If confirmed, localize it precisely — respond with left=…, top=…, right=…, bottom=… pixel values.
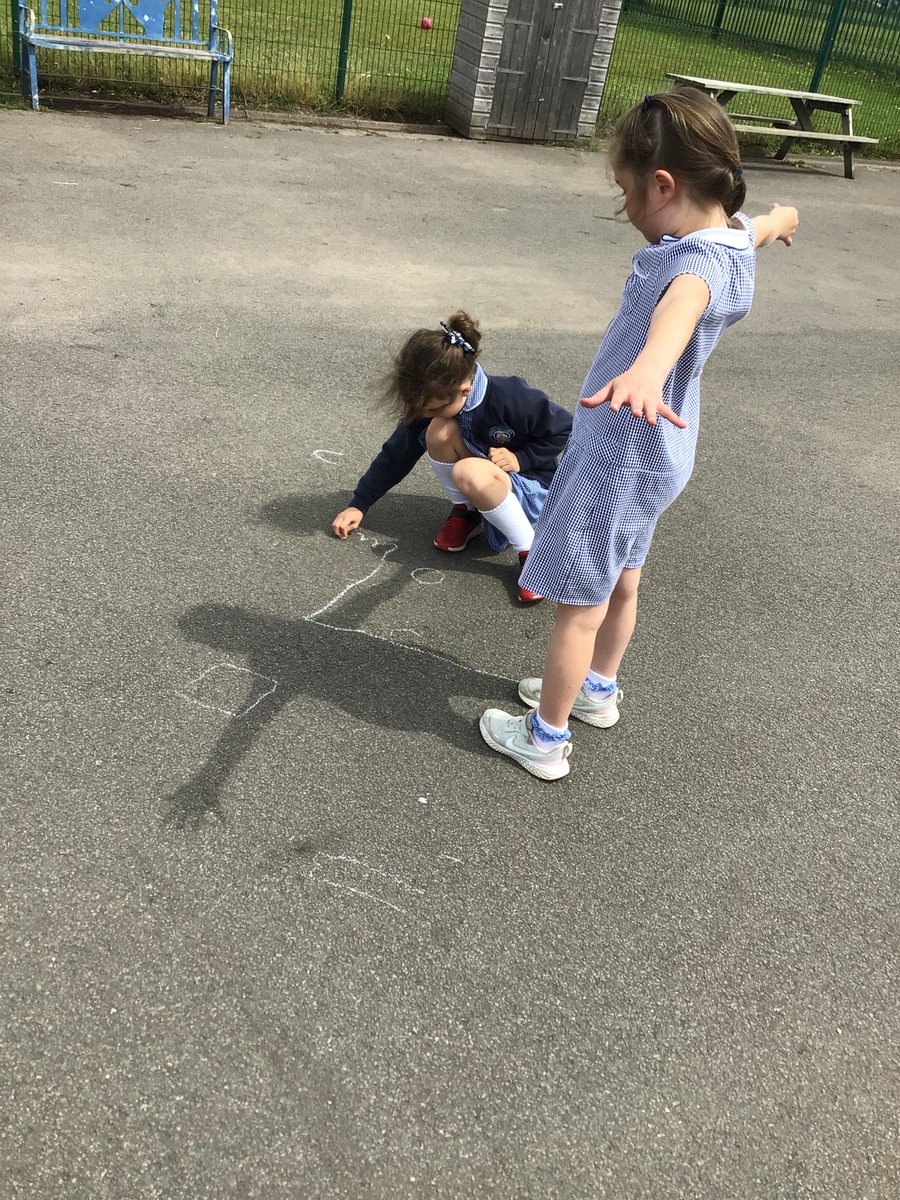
left=489, top=426, right=514, bottom=445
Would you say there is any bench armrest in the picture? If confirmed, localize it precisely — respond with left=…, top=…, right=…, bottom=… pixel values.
left=19, top=3, right=36, bottom=35
left=211, top=23, right=233, bottom=58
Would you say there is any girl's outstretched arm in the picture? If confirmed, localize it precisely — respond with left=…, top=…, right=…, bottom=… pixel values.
left=752, top=203, right=799, bottom=248
left=581, top=273, right=710, bottom=427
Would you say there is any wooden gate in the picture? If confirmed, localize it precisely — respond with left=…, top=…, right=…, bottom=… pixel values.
left=487, top=0, right=603, bottom=141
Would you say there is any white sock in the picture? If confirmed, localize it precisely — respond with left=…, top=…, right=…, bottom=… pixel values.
left=426, top=454, right=472, bottom=508
left=479, top=491, right=534, bottom=553
left=584, top=668, right=617, bottom=697
left=530, top=709, right=571, bottom=752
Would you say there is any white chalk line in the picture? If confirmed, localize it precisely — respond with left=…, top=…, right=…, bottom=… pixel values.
left=318, top=881, right=407, bottom=914
left=411, top=568, right=445, bottom=586
left=309, top=852, right=424, bottom=914
left=304, top=542, right=397, bottom=620
left=304, top=533, right=518, bottom=682
left=313, top=449, right=344, bottom=464
left=303, top=616, right=517, bottom=683
left=176, top=662, right=278, bottom=717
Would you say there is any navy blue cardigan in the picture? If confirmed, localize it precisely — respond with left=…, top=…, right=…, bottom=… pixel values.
left=349, top=374, right=572, bottom=514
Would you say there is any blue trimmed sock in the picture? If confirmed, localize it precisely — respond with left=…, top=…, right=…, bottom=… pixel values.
left=584, top=669, right=617, bottom=699
left=530, top=709, right=572, bottom=753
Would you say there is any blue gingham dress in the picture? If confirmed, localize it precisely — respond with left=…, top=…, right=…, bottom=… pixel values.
left=521, top=217, right=757, bottom=605
left=456, top=364, right=549, bottom=553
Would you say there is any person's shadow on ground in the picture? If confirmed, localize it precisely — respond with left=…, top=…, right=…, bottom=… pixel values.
left=164, top=492, right=523, bottom=829
left=260, top=490, right=522, bottom=603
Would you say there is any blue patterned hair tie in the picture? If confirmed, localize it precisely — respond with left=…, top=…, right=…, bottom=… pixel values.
left=642, top=94, right=655, bottom=112
left=733, top=164, right=744, bottom=179
left=440, top=320, right=474, bottom=355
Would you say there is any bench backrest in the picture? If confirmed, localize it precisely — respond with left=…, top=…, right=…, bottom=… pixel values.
left=24, top=0, right=218, bottom=45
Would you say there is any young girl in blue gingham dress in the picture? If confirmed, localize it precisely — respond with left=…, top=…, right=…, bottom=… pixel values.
left=480, top=87, right=799, bottom=780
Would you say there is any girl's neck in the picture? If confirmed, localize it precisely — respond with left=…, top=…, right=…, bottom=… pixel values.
left=663, top=197, right=729, bottom=239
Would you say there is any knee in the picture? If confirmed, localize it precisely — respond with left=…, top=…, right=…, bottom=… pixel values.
left=612, top=569, right=641, bottom=604
left=451, top=457, right=507, bottom=504
left=555, top=602, right=607, bottom=636
left=451, top=457, right=489, bottom=491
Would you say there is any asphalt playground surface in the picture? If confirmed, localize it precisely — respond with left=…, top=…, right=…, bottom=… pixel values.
left=2, top=108, right=899, bottom=1199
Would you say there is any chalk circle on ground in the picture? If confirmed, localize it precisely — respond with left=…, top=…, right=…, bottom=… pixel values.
left=313, top=449, right=344, bottom=464
left=410, top=568, right=445, bottom=586
left=176, top=662, right=277, bottom=717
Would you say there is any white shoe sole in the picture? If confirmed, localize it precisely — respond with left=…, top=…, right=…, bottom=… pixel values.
left=479, top=713, right=571, bottom=781
left=517, top=682, right=621, bottom=729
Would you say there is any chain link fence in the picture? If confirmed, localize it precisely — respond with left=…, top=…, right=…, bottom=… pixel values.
left=1, top=1, right=898, bottom=152
left=602, top=0, right=900, bottom=154
left=1, top=0, right=462, bottom=120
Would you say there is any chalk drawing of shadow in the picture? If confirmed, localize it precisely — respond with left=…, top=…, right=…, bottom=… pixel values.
left=260, top=491, right=519, bottom=597
left=164, top=599, right=515, bottom=829
left=164, top=491, right=533, bottom=828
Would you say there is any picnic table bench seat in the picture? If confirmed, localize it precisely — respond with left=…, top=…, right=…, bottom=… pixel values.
left=18, top=0, right=233, bottom=122
left=666, top=73, right=878, bottom=179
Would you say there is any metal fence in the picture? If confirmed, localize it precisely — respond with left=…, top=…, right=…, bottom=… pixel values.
left=0, top=0, right=462, bottom=119
left=603, top=0, right=900, bottom=153
left=2, top=0, right=899, bottom=150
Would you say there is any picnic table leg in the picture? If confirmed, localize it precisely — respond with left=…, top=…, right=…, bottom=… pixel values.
left=775, top=98, right=815, bottom=164
left=840, top=105, right=855, bottom=180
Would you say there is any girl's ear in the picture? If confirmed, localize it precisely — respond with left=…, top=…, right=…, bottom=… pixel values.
left=651, top=169, right=676, bottom=198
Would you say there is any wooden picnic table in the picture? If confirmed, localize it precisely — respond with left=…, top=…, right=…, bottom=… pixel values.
left=666, top=73, right=878, bottom=179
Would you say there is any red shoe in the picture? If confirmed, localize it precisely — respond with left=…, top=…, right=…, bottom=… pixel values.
left=434, top=505, right=482, bottom=552
left=517, top=551, right=543, bottom=604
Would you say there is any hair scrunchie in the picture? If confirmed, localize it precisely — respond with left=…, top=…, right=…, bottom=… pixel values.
left=440, top=321, right=474, bottom=355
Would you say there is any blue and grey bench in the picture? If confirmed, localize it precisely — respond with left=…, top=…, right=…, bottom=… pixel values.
left=18, top=0, right=234, bottom=122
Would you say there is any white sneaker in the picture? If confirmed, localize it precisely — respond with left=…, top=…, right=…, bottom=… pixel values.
left=479, top=709, right=571, bottom=781
left=517, top=678, right=622, bottom=728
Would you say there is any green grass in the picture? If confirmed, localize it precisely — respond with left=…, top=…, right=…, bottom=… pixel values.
left=0, top=0, right=463, bottom=120
left=601, top=14, right=900, bottom=156
left=1, top=0, right=897, bottom=152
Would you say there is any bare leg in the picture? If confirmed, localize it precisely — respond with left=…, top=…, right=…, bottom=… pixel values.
left=425, top=417, right=472, bottom=464
left=537, top=602, right=609, bottom=728
left=591, top=567, right=641, bottom=678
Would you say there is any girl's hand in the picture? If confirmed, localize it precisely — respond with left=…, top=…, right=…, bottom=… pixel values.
left=770, top=202, right=799, bottom=247
left=581, top=370, right=687, bottom=429
left=489, top=447, right=521, bottom=473
left=332, top=507, right=364, bottom=539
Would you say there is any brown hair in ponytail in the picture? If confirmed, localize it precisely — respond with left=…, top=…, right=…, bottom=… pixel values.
left=611, top=87, right=746, bottom=216
left=382, top=310, right=483, bottom=423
